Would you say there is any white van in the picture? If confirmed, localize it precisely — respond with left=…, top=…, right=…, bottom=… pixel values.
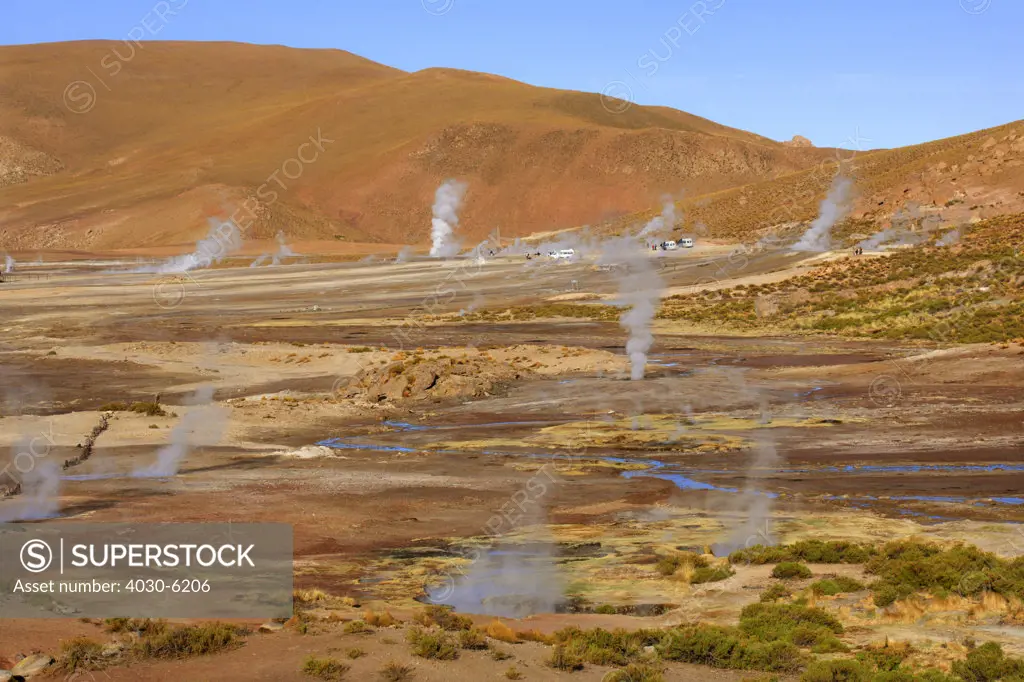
left=678, top=237, right=694, bottom=248
left=663, top=240, right=678, bottom=250
left=550, top=248, right=576, bottom=260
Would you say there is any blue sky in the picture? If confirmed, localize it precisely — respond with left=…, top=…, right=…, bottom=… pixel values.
left=3, top=0, right=1021, bottom=149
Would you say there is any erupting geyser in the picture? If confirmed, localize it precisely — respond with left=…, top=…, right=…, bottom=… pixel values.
left=791, top=173, right=854, bottom=252
left=600, top=236, right=664, bottom=380
left=429, top=179, right=468, bottom=258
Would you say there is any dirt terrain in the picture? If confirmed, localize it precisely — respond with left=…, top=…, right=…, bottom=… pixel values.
left=1, top=244, right=1023, bottom=679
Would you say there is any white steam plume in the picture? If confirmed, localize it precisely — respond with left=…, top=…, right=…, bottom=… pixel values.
left=599, top=236, right=664, bottom=380
left=430, top=503, right=563, bottom=617
left=251, top=230, right=298, bottom=267
left=639, top=196, right=679, bottom=242
left=791, top=174, right=854, bottom=252
left=133, top=385, right=228, bottom=478
left=0, top=446, right=61, bottom=522
left=429, top=180, right=468, bottom=258
left=137, top=218, right=243, bottom=274
left=2, top=253, right=14, bottom=272
left=937, top=229, right=961, bottom=247
left=395, top=246, right=415, bottom=263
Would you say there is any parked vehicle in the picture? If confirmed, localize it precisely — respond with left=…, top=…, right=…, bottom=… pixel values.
left=678, top=237, right=694, bottom=248
left=549, top=248, right=576, bottom=260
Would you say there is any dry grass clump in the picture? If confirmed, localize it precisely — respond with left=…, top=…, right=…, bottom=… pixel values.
left=302, top=655, right=350, bottom=680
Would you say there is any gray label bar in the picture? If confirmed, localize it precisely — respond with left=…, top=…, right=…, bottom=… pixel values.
left=0, top=523, right=293, bottom=618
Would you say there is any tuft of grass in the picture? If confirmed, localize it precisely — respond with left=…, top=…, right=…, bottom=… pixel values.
left=491, top=647, right=513, bottom=661
left=378, top=661, right=415, bottom=682
left=302, top=655, right=350, bottom=680
left=407, top=627, right=459, bottom=660
left=364, top=610, right=399, bottom=627
left=346, top=648, right=366, bottom=659
left=343, top=620, right=373, bottom=635
left=55, top=637, right=106, bottom=674
left=504, top=665, right=524, bottom=680
left=771, top=562, right=813, bottom=580
left=132, top=622, right=247, bottom=659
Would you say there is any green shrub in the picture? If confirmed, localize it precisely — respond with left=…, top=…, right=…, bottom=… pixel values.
left=801, top=659, right=871, bottom=682
left=547, top=643, right=585, bottom=671
left=730, top=541, right=874, bottom=565
left=595, top=604, right=618, bottom=614
left=658, top=625, right=803, bottom=672
left=458, top=628, right=488, bottom=650
left=419, top=604, right=473, bottom=631
left=812, top=576, right=866, bottom=595
left=952, top=642, right=1024, bottom=682
left=551, top=627, right=663, bottom=667
left=343, top=620, right=373, bottom=635
left=406, top=627, right=459, bottom=660
left=772, top=562, right=813, bottom=580
left=692, top=565, right=736, bottom=584
left=760, top=583, right=792, bottom=602
left=739, top=602, right=843, bottom=643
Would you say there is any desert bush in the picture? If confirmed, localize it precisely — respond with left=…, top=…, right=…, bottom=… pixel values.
left=132, top=622, right=247, bottom=658
left=547, top=643, right=585, bottom=671
left=56, top=637, right=106, bottom=673
left=952, top=642, right=1024, bottom=682
left=346, top=648, right=366, bottom=659
left=812, top=576, right=866, bottom=595
left=485, top=620, right=519, bottom=643
left=417, top=604, right=473, bottom=631
left=364, top=610, right=398, bottom=627
left=104, top=617, right=167, bottom=636
left=343, top=620, right=373, bottom=635
left=406, top=627, right=459, bottom=660
left=691, top=565, right=735, bottom=584
left=656, top=551, right=708, bottom=576
left=738, top=602, right=842, bottom=644
left=659, top=624, right=803, bottom=672
left=458, top=628, right=489, bottom=650
left=801, top=659, right=871, bottom=682
left=730, top=541, right=874, bottom=565
left=605, top=662, right=667, bottom=682
left=552, top=626, right=663, bottom=667
left=772, top=562, right=813, bottom=580
left=302, top=655, right=350, bottom=680
left=760, top=583, right=792, bottom=602
left=504, top=665, right=524, bottom=680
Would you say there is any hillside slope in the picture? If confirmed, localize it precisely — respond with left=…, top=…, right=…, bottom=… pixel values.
left=0, top=40, right=840, bottom=252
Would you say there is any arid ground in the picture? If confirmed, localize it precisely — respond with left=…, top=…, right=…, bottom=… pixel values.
left=1, top=243, right=1022, bottom=681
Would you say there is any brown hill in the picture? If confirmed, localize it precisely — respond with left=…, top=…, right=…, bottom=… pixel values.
left=634, top=119, right=1024, bottom=243
left=0, top=40, right=842, bottom=252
